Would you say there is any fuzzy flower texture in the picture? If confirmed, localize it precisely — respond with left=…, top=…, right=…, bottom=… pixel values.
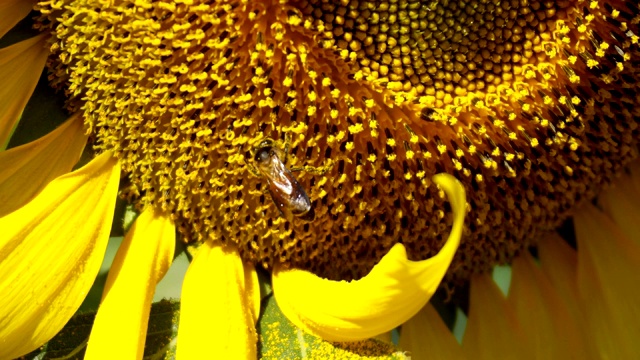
left=0, top=0, right=639, bottom=358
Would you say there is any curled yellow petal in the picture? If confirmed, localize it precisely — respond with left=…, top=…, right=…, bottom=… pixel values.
left=176, top=242, right=259, bottom=359
left=0, top=0, right=37, bottom=39
left=0, top=152, right=120, bottom=359
left=0, top=34, right=49, bottom=149
left=0, top=114, right=87, bottom=216
left=85, top=207, right=176, bottom=360
left=272, top=173, right=466, bottom=342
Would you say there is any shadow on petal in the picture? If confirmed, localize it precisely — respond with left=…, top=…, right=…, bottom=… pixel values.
left=0, top=0, right=37, bottom=39
left=0, top=114, right=86, bottom=216
left=399, top=303, right=466, bottom=359
left=508, top=252, right=588, bottom=358
left=574, top=199, right=640, bottom=358
left=0, top=33, right=49, bottom=148
left=462, top=274, right=524, bottom=359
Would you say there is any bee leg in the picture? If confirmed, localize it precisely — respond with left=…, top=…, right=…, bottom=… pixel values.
left=282, top=132, right=292, bottom=165
left=302, top=159, right=334, bottom=175
left=246, top=162, right=261, bottom=177
left=290, top=159, right=333, bottom=174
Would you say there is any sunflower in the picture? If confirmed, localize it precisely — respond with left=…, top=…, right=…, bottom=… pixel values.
left=0, top=0, right=638, bottom=358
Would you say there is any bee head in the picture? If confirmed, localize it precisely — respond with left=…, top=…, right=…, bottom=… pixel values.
left=254, top=138, right=276, bottom=164
left=254, top=146, right=272, bottom=163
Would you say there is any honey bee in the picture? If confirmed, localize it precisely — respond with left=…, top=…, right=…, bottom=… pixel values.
left=250, top=138, right=314, bottom=220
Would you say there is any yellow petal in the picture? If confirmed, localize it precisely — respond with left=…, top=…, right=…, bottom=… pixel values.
left=0, top=152, right=120, bottom=359
left=0, top=114, right=87, bottom=216
left=399, top=303, right=465, bottom=359
left=272, top=173, right=466, bottom=342
left=176, top=242, right=259, bottom=359
left=597, top=168, right=640, bottom=246
left=85, top=207, right=176, bottom=360
left=537, top=234, right=581, bottom=321
left=0, top=0, right=37, bottom=38
left=508, top=253, right=588, bottom=358
left=461, top=274, right=524, bottom=359
left=0, top=34, right=49, bottom=149
left=574, top=201, right=640, bottom=358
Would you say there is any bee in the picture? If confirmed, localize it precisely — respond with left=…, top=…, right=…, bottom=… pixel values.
left=250, top=138, right=315, bottom=220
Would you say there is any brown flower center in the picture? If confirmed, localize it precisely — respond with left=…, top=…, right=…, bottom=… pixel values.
left=36, top=0, right=640, bottom=285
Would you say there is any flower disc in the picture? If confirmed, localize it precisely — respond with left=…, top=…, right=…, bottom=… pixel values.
left=36, top=0, right=640, bottom=284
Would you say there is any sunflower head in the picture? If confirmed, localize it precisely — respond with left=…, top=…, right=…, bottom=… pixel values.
left=35, top=0, right=640, bottom=285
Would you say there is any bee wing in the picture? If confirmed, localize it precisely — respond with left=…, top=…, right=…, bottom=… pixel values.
left=267, top=166, right=311, bottom=216
left=257, top=147, right=312, bottom=218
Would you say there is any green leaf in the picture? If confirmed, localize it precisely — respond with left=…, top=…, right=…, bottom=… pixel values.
left=20, top=300, right=179, bottom=360
left=258, top=296, right=408, bottom=359
left=257, top=266, right=273, bottom=300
